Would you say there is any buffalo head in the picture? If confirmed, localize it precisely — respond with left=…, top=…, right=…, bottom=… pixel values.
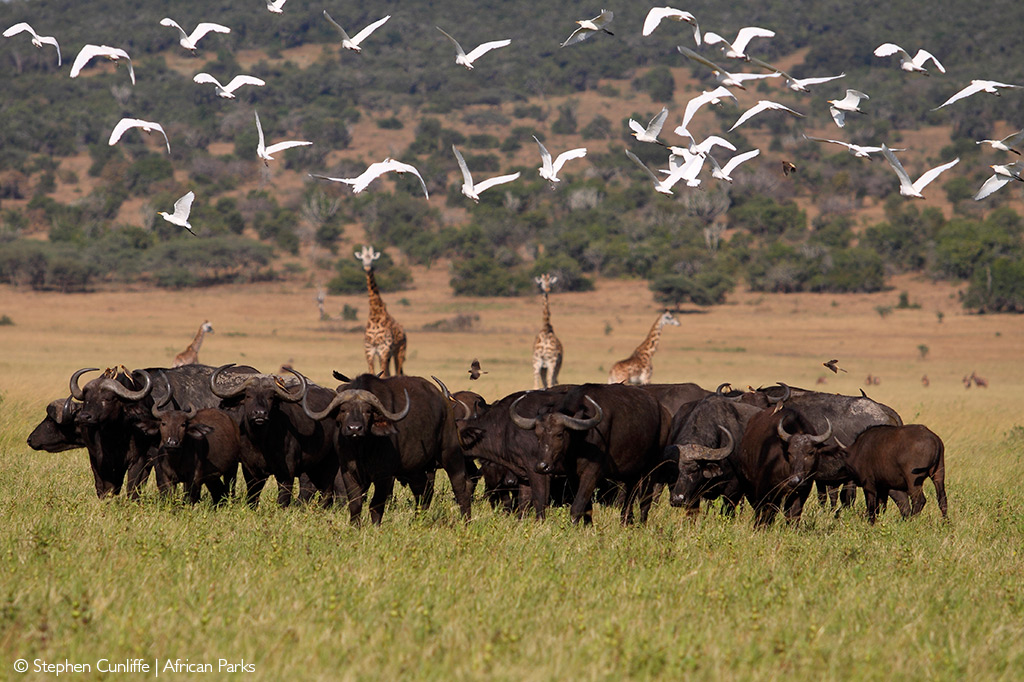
left=70, top=367, right=153, bottom=426
left=777, top=416, right=833, bottom=491
left=303, top=386, right=410, bottom=437
left=27, top=397, right=83, bottom=452
left=510, top=393, right=603, bottom=474
left=668, top=426, right=734, bottom=510
left=211, top=363, right=306, bottom=428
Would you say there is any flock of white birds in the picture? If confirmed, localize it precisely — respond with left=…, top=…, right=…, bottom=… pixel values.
left=3, top=5, right=1023, bottom=236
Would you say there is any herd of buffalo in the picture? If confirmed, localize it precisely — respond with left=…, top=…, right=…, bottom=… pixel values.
left=27, top=363, right=948, bottom=526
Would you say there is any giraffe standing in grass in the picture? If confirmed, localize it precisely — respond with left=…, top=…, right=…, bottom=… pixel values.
left=173, top=320, right=213, bottom=367
left=607, top=310, right=679, bottom=385
left=357, top=245, right=406, bottom=376
left=532, top=274, right=563, bottom=389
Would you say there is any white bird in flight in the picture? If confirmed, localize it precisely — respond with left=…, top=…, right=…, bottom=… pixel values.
left=533, top=136, right=587, bottom=184
left=674, top=87, right=736, bottom=138
left=158, top=191, right=196, bottom=236
left=69, top=44, right=134, bottom=85
left=452, top=145, right=520, bottom=202
left=627, top=149, right=700, bottom=194
left=678, top=46, right=779, bottom=90
left=108, top=118, right=170, bottom=153
left=436, top=27, right=511, bottom=70
left=310, top=159, right=429, bottom=198
left=641, top=7, right=700, bottom=45
left=193, top=73, right=265, bottom=98
left=3, top=22, right=61, bottom=66
left=703, top=27, right=775, bottom=61
left=748, top=57, right=844, bottom=92
left=159, top=17, right=231, bottom=53
left=873, top=43, right=945, bottom=76
left=974, top=163, right=1024, bottom=200
left=323, top=11, right=391, bottom=53
left=708, top=149, right=760, bottom=183
left=933, top=80, right=1023, bottom=110
left=880, top=144, right=959, bottom=199
left=827, top=89, right=870, bottom=128
left=266, top=0, right=288, bottom=13
left=803, top=134, right=900, bottom=159
left=254, top=111, right=311, bottom=166
left=669, top=134, right=736, bottom=158
left=630, top=107, right=670, bottom=145
left=977, top=129, right=1024, bottom=155
left=560, top=9, right=614, bottom=47
left=728, top=100, right=804, bottom=132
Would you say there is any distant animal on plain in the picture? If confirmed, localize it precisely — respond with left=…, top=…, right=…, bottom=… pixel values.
left=173, top=321, right=213, bottom=367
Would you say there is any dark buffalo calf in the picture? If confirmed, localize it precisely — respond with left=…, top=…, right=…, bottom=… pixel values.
left=835, top=424, right=947, bottom=523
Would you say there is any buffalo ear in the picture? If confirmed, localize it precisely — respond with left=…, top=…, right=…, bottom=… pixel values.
left=186, top=423, right=215, bottom=440
left=135, top=419, right=160, bottom=437
left=700, top=462, right=724, bottom=479
left=460, top=426, right=485, bottom=448
left=46, top=403, right=59, bottom=419
left=371, top=418, right=398, bottom=437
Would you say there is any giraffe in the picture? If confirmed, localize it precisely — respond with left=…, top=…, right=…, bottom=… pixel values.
left=607, top=310, right=679, bottom=385
left=356, top=245, right=407, bottom=376
left=532, top=274, right=563, bottom=389
left=173, top=320, right=213, bottom=367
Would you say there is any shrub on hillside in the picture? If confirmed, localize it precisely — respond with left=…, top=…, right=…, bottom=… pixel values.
left=963, top=259, right=1024, bottom=312
left=450, top=254, right=532, bottom=296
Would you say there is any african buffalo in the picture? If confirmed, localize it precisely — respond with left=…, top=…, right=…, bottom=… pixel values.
left=303, top=373, right=472, bottom=525
left=27, top=397, right=83, bottom=453
left=830, top=424, right=948, bottom=523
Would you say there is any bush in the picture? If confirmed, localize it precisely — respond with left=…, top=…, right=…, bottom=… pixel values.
left=327, top=251, right=412, bottom=295
left=377, top=117, right=404, bottom=130
left=963, top=259, right=1024, bottom=312
left=450, top=254, right=532, bottom=296
left=632, top=65, right=674, bottom=103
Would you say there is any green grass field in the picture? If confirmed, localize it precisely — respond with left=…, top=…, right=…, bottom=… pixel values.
left=2, top=278, right=1023, bottom=680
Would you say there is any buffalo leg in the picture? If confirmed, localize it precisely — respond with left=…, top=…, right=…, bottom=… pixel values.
left=338, top=470, right=365, bottom=526
left=205, top=477, right=227, bottom=505
left=570, top=464, right=601, bottom=525
left=908, top=485, right=928, bottom=517
left=241, top=466, right=267, bottom=509
left=441, top=455, right=472, bottom=521
left=368, top=476, right=396, bottom=525
left=526, top=472, right=550, bottom=520
left=125, top=456, right=154, bottom=499
left=864, top=486, right=881, bottom=523
left=932, top=462, right=948, bottom=519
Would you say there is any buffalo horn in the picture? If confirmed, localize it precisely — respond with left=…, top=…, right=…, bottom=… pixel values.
left=100, top=369, right=152, bottom=401
left=777, top=416, right=794, bottom=443
left=716, top=382, right=732, bottom=395
left=59, top=396, right=75, bottom=424
left=766, top=382, right=791, bottom=405
left=509, top=394, right=537, bottom=430
left=183, top=403, right=198, bottom=419
left=151, top=375, right=175, bottom=418
left=676, top=427, right=734, bottom=462
left=273, top=367, right=307, bottom=403
left=555, top=396, right=603, bottom=431
left=431, top=375, right=471, bottom=420
left=303, top=388, right=409, bottom=423
left=809, top=418, right=833, bottom=445
left=69, top=367, right=100, bottom=401
left=210, top=364, right=251, bottom=399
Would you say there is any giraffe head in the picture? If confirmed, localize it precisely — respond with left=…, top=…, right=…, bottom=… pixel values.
left=355, top=245, right=381, bottom=272
left=200, top=320, right=214, bottom=334
left=661, top=310, right=680, bottom=327
left=534, top=274, right=557, bottom=293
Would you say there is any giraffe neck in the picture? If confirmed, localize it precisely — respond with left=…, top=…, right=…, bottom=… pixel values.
left=633, top=318, right=665, bottom=361
left=541, top=292, right=553, bottom=332
left=189, top=327, right=206, bottom=354
left=365, top=269, right=387, bottom=320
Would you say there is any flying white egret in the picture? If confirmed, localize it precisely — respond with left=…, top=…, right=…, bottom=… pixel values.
left=158, top=191, right=196, bottom=236
left=108, top=118, right=170, bottom=153
left=974, top=162, right=1024, bottom=200
left=69, top=44, right=134, bottom=84
left=266, top=0, right=287, bottom=13
left=802, top=134, right=901, bottom=158
left=254, top=111, right=311, bottom=166
left=673, top=87, right=736, bottom=138
left=933, top=80, right=1023, bottom=110
left=873, top=43, right=945, bottom=76
left=452, top=145, right=520, bottom=202
left=669, top=134, right=736, bottom=158
left=641, top=7, right=700, bottom=45
left=322, top=11, right=391, bottom=53
left=977, top=129, right=1024, bottom=155
left=533, top=136, right=587, bottom=183
left=748, top=57, right=844, bottom=92
left=678, top=46, right=780, bottom=90
left=708, top=149, right=760, bottom=183
left=3, top=22, right=60, bottom=66
left=560, top=9, right=614, bottom=47
left=309, top=159, right=429, bottom=198
left=629, top=107, right=670, bottom=144
left=192, top=73, right=265, bottom=98
left=626, top=148, right=697, bottom=194
left=728, top=100, right=804, bottom=132
left=436, top=27, right=511, bottom=69
left=827, top=89, right=870, bottom=128
left=703, top=27, right=774, bottom=61
left=880, top=144, right=959, bottom=198
left=159, top=17, right=231, bottom=53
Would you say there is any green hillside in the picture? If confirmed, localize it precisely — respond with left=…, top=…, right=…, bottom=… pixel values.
left=2, top=0, right=1024, bottom=310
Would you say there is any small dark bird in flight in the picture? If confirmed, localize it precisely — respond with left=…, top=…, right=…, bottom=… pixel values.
left=782, top=160, right=797, bottom=176
left=468, top=359, right=487, bottom=380
left=823, top=359, right=847, bottom=374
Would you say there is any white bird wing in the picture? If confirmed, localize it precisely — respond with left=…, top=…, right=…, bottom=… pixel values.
left=384, top=159, right=429, bottom=199
left=624, top=149, right=663, bottom=186
left=222, top=75, right=265, bottom=93
left=628, top=118, right=648, bottom=136
left=268, top=0, right=287, bottom=11
left=308, top=173, right=349, bottom=183
left=172, top=191, right=195, bottom=220
left=3, top=22, right=35, bottom=38
left=452, top=145, right=474, bottom=188
left=349, top=15, right=391, bottom=47
left=560, top=26, right=590, bottom=48
left=702, top=31, right=728, bottom=47
left=463, top=39, right=512, bottom=64
left=264, top=140, right=312, bottom=155
left=677, top=45, right=725, bottom=74
left=873, top=42, right=909, bottom=60
left=731, top=72, right=780, bottom=85
left=254, top=111, right=265, bottom=151
left=533, top=136, right=553, bottom=174
left=192, top=72, right=223, bottom=88
left=912, top=157, right=959, bottom=193
left=974, top=174, right=1012, bottom=201
left=551, top=147, right=587, bottom=175
left=474, top=172, right=520, bottom=195
left=159, top=17, right=186, bottom=38
left=647, top=107, right=669, bottom=137
left=829, top=106, right=846, bottom=128
left=694, top=135, right=736, bottom=155
left=731, top=27, right=774, bottom=55
left=791, top=72, right=845, bottom=88
left=70, top=44, right=124, bottom=78
left=677, top=91, right=716, bottom=135
left=720, top=149, right=760, bottom=176
left=842, top=89, right=870, bottom=106
left=187, top=23, right=231, bottom=44
left=108, top=117, right=139, bottom=146
left=643, top=7, right=699, bottom=44
left=913, top=49, right=944, bottom=73
left=435, top=27, right=466, bottom=58
left=728, top=101, right=803, bottom=132
left=590, top=9, right=614, bottom=28
left=934, top=81, right=986, bottom=109
left=804, top=134, right=851, bottom=150
left=322, top=11, right=352, bottom=42
left=1001, top=129, right=1024, bottom=146
left=881, top=144, right=916, bottom=193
